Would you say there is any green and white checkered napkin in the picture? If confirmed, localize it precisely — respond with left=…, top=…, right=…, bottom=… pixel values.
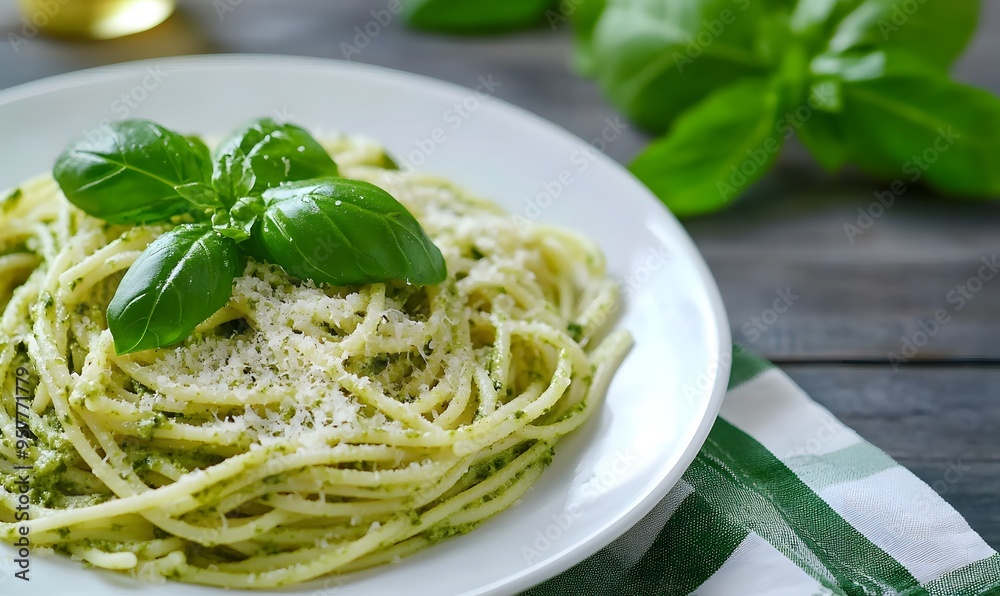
left=526, top=347, right=1000, bottom=595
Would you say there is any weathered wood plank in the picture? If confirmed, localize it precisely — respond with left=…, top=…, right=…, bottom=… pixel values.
left=694, top=187, right=1000, bottom=360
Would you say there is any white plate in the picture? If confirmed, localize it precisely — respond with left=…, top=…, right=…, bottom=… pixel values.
left=0, top=55, right=730, bottom=596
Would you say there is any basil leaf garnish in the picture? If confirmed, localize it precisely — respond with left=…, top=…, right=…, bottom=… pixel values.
left=260, top=178, right=447, bottom=286
left=211, top=195, right=264, bottom=242
left=241, top=221, right=275, bottom=264
left=211, top=150, right=256, bottom=207
left=185, top=135, right=212, bottom=162
left=175, top=181, right=223, bottom=211
left=107, top=224, right=245, bottom=355
left=55, top=117, right=448, bottom=353
left=213, top=118, right=338, bottom=195
left=53, top=120, right=211, bottom=224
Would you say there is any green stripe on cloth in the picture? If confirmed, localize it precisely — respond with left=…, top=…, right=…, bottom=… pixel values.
left=618, top=492, right=750, bottom=593
left=921, top=553, right=1000, bottom=595
left=519, top=345, right=996, bottom=595
left=784, top=442, right=899, bottom=491
left=521, top=491, right=749, bottom=595
left=697, top=419, right=926, bottom=595
left=728, top=345, right=772, bottom=390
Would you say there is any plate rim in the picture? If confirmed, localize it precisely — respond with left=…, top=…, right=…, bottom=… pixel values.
left=0, top=54, right=732, bottom=595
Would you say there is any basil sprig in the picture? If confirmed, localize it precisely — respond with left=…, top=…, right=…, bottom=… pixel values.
left=403, top=0, right=1000, bottom=215
left=214, top=118, right=339, bottom=195
left=54, top=118, right=447, bottom=355
left=578, top=0, right=997, bottom=214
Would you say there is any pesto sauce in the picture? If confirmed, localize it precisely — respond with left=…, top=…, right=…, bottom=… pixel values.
left=566, top=322, right=585, bottom=342
left=469, top=443, right=528, bottom=483
left=0, top=188, right=22, bottom=213
left=554, top=401, right=587, bottom=422
left=423, top=521, right=480, bottom=545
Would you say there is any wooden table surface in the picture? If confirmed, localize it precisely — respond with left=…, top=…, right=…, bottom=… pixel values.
left=1, top=1, right=997, bottom=548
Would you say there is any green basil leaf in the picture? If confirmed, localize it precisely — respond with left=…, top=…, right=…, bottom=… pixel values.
left=630, top=77, right=784, bottom=215
left=260, top=178, right=447, bottom=286
left=587, top=0, right=774, bottom=133
left=404, top=0, right=552, bottom=33
left=175, top=182, right=223, bottom=212
left=211, top=150, right=256, bottom=207
left=822, top=0, right=979, bottom=71
left=211, top=195, right=264, bottom=242
left=108, top=224, right=245, bottom=355
left=213, top=118, right=337, bottom=195
left=378, top=150, right=401, bottom=171
left=185, top=135, right=212, bottom=164
left=801, top=47, right=943, bottom=172
left=241, top=221, right=275, bottom=264
left=835, top=73, right=1000, bottom=195
left=790, top=0, right=838, bottom=35
left=570, top=0, right=608, bottom=75
left=53, top=120, right=211, bottom=224
left=796, top=109, right=850, bottom=171
left=810, top=47, right=941, bottom=82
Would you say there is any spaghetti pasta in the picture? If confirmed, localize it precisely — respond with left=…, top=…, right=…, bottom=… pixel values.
left=0, top=136, right=630, bottom=588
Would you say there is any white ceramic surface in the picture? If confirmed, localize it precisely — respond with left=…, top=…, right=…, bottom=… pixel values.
left=0, top=56, right=731, bottom=596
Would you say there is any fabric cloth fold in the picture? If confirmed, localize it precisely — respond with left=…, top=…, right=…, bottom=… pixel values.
left=526, top=347, right=999, bottom=595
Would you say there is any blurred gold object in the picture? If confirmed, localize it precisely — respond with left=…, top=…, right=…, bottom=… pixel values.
left=18, top=0, right=175, bottom=40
